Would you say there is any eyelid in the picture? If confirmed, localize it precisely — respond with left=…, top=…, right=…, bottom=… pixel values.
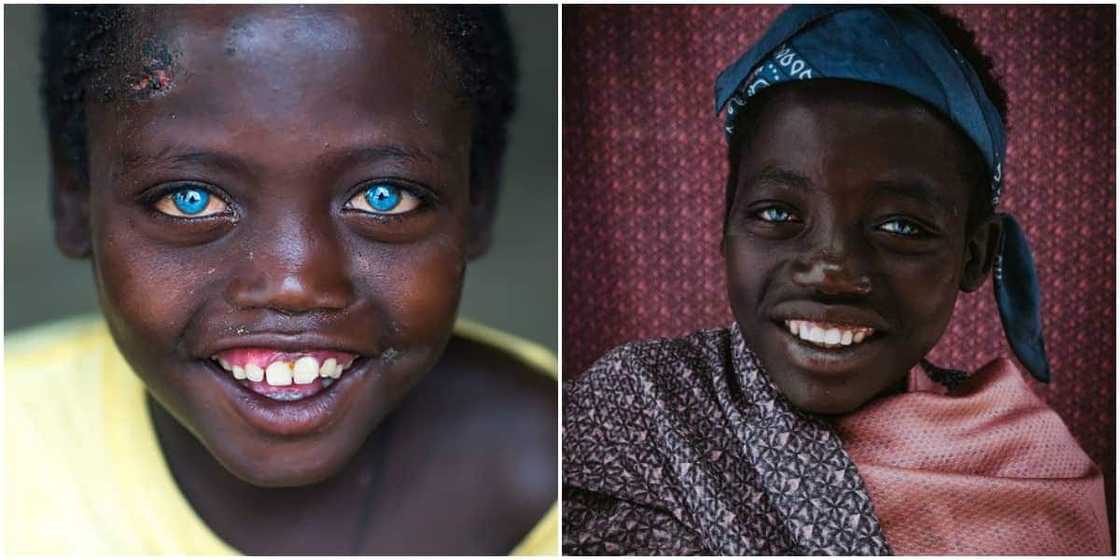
left=146, top=181, right=234, bottom=219
left=876, top=216, right=934, bottom=237
left=750, top=201, right=801, bottom=222
left=343, top=179, right=430, bottom=216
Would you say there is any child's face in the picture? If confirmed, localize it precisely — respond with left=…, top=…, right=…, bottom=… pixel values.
left=68, top=7, right=480, bottom=486
left=723, top=80, right=995, bottom=415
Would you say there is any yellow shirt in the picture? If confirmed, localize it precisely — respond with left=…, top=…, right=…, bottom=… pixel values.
left=5, top=316, right=558, bottom=555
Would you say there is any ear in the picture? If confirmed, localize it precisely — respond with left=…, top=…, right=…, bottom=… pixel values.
left=959, top=213, right=1003, bottom=293
left=465, top=156, right=502, bottom=260
left=49, top=148, right=93, bottom=259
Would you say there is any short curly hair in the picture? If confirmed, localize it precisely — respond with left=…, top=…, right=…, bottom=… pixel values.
left=40, top=5, right=518, bottom=198
left=724, top=6, right=1009, bottom=234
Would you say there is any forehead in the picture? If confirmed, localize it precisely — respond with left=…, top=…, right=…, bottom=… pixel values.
left=739, top=81, right=972, bottom=193
left=88, top=6, right=468, bottom=164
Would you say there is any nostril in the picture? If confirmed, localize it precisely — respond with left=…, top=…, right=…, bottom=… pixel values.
left=793, top=259, right=872, bottom=296
left=226, top=270, right=354, bottom=314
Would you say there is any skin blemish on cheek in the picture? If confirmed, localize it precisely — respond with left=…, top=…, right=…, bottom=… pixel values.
left=380, top=348, right=401, bottom=365
left=412, top=107, right=429, bottom=127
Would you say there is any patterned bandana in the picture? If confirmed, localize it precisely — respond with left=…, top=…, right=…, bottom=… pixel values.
left=713, top=5, right=1051, bottom=383
left=563, top=325, right=892, bottom=555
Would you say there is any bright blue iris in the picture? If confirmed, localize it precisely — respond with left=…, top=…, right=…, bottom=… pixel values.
left=364, top=184, right=401, bottom=213
left=172, top=188, right=209, bottom=215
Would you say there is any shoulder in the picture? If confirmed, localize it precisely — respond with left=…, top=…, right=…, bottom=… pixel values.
left=5, top=316, right=128, bottom=553
left=565, top=327, right=733, bottom=408
left=6, top=315, right=115, bottom=421
left=846, top=357, right=1099, bottom=479
left=966, top=358, right=1099, bottom=477
left=6, top=315, right=111, bottom=370
left=562, top=327, right=733, bottom=479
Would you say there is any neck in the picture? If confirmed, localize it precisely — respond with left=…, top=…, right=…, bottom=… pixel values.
left=145, top=393, right=391, bottom=553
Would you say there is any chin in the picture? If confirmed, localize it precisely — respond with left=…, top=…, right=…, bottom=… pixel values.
left=771, top=374, right=869, bottom=416
left=210, top=437, right=356, bottom=488
left=789, top=393, right=863, bottom=416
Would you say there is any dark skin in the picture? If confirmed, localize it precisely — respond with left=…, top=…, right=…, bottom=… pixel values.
left=50, top=6, right=555, bottom=554
left=723, top=80, right=1002, bottom=415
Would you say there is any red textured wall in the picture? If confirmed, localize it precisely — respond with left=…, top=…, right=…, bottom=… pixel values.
left=562, top=4, right=1115, bottom=534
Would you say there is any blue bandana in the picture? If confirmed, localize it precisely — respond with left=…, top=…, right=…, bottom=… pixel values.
left=714, top=5, right=1050, bottom=383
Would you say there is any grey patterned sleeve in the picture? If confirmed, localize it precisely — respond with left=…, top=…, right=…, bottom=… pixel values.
left=561, top=342, right=706, bottom=555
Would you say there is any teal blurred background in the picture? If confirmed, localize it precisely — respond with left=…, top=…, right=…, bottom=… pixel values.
left=4, top=5, right=558, bottom=352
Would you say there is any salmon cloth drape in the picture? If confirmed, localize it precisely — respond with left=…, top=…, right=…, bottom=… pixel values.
left=834, top=359, right=1110, bottom=554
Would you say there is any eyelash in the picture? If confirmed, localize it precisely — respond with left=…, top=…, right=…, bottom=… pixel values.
left=143, top=179, right=433, bottom=221
left=877, top=218, right=927, bottom=237
left=343, top=180, right=430, bottom=218
left=751, top=205, right=931, bottom=239
left=146, top=183, right=233, bottom=220
left=754, top=205, right=800, bottom=224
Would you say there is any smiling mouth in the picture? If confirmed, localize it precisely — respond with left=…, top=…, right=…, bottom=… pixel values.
left=783, top=319, right=876, bottom=350
left=210, top=349, right=360, bottom=402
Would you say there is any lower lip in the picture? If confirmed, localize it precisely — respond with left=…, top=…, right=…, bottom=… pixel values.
left=773, top=322, right=882, bottom=376
left=205, top=358, right=369, bottom=437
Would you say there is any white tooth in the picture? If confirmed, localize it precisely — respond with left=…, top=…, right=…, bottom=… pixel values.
left=293, top=356, right=319, bottom=384
left=787, top=321, right=798, bottom=335
left=331, top=363, right=344, bottom=379
left=809, top=326, right=826, bottom=343
left=841, top=330, right=854, bottom=346
left=799, top=323, right=812, bottom=340
left=824, top=328, right=841, bottom=345
left=232, top=365, right=246, bottom=380
left=854, top=330, right=866, bottom=344
left=245, top=363, right=264, bottom=382
left=219, top=358, right=232, bottom=371
left=265, top=361, right=293, bottom=386
left=320, top=358, right=337, bottom=378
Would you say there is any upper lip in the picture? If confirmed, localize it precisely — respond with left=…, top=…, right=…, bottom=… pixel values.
left=201, top=332, right=373, bottom=359
left=769, top=301, right=890, bottom=333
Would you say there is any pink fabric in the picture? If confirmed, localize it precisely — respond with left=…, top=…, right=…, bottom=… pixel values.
left=834, top=359, right=1110, bottom=554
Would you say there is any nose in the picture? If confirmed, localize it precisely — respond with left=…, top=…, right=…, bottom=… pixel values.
left=791, top=232, right=872, bottom=297
left=225, top=213, right=354, bottom=314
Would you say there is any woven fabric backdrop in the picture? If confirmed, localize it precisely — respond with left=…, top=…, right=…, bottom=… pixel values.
left=562, top=4, right=1115, bottom=536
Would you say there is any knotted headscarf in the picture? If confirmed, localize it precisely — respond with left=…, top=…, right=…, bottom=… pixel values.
left=714, top=5, right=1051, bottom=382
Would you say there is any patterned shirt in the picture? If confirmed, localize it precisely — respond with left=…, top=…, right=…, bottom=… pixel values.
left=563, top=324, right=891, bottom=555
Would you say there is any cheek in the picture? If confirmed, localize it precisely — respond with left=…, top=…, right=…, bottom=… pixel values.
left=91, top=213, right=212, bottom=350
left=885, top=252, right=962, bottom=341
left=355, top=234, right=467, bottom=346
left=723, top=237, right=774, bottom=306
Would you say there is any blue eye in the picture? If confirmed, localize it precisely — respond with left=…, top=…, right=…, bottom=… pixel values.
left=758, top=207, right=796, bottom=223
left=880, top=219, right=923, bottom=236
left=154, top=185, right=228, bottom=218
left=346, top=182, right=421, bottom=215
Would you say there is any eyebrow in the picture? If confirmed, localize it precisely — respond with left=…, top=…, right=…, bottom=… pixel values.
left=117, top=147, right=252, bottom=180
left=870, top=178, right=951, bottom=208
left=744, top=165, right=953, bottom=208
left=315, top=144, right=438, bottom=169
left=743, top=165, right=814, bottom=190
left=116, top=143, right=439, bottom=180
